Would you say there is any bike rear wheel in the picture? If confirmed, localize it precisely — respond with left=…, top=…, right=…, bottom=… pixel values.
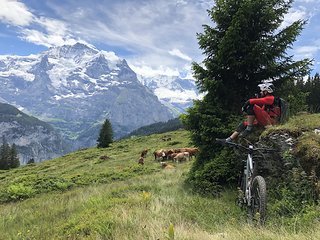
left=249, top=175, right=267, bottom=225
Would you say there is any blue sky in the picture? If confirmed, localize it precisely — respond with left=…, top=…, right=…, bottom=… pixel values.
left=0, top=0, right=319, bottom=77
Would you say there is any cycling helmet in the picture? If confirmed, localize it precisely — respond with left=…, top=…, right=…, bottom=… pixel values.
left=258, top=83, right=274, bottom=93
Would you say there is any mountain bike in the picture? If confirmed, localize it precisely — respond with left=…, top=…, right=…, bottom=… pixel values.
left=216, top=139, right=274, bottom=225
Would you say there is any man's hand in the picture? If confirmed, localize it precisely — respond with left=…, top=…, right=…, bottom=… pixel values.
left=241, top=100, right=250, bottom=112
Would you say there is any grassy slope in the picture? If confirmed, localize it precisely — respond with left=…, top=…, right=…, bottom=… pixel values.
left=0, top=129, right=320, bottom=239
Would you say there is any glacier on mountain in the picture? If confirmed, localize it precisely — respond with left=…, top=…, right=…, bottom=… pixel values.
left=0, top=43, right=175, bottom=152
left=136, top=73, right=202, bottom=114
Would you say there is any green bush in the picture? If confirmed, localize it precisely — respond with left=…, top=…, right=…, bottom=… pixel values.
left=186, top=149, right=241, bottom=196
left=269, top=167, right=317, bottom=219
left=5, top=183, right=35, bottom=201
left=33, top=176, right=74, bottom=192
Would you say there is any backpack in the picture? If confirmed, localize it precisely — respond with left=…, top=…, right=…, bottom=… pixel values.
left=275, top=97, right=289, bottom=124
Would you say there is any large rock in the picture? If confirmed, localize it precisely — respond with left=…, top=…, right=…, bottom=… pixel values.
left=245, top=121, right=320, bottom=202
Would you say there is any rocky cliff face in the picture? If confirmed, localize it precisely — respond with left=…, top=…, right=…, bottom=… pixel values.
left=246, top=114, right=320, bottom=202
left=0, top=43, right=174, bottom=149
left=0, top=103, right=69, bottom=164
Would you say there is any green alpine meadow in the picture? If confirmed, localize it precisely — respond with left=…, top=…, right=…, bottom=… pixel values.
left=1, top=118, right=320, bottom=239
left=1, top=0, right=320, bottom=239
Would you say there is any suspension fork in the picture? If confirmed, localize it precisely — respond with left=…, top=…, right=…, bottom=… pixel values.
left=245, top=147, right=254, bottom=206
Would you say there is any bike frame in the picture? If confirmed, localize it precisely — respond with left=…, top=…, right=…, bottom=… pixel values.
left=244, top=145, right=254, bottom=206
left=215, top=138, right=271, bottom=224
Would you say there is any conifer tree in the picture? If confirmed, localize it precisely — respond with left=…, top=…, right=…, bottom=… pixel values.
left=306, top=73, right=320, bottom=112
left=97, top=119, right=113, bottom=148
left=9, top=144, right=20, bottom=168
left=0, top=136, right=10, bottom=170
left=27, top=158, right=35, bottom=164
left=182, top=0, right=312, bottom=195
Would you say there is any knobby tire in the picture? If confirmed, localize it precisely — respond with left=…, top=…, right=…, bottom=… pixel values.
left=249, top=175, right=267, bottom=225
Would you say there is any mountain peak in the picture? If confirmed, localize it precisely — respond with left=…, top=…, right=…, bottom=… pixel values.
left=46, top=42, right=98, bottom=60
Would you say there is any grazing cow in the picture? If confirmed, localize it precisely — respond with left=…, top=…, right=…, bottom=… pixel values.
left=184, top=147, right=199, bottom=159
left=167, top=152, right=178, bottom=161
left=173, top=152, right=190, bottom=163
left=153, top=149, right=165, bottom=161
left=165, top=164, right=175, bottom=169
left=174, top=148, right=188, bottom=153
left=138, top=157, right=144, bottom=165
left=160, top=161, right=168, bottom=168
left=140, top=149, right=148, bottom=158
left=160, top=161, right=175, bottom=169
left=162, top=149, right=174, bottom=160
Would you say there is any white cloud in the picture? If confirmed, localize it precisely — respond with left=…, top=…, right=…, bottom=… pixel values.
left=296, top=0, right=320, bottom=3
left=281, top=7, right=309, bottom=29
left=169, top=48, right=192, bottom=61
left=20, top=17, right=80, bottom=47
left=176, top=0, right=188, bottom=6
left=35, top=17, right=69, bottom=36
left=294, top=45, right=320, bottom=59
left=45, top=0, right=211, bottom=69
left=20, top=29, right=77, bottom=47
left=0, top=0, right=213, bottom=73
left=0, top=0, right=34, bottom=26
left=130, top=64, right=180, bottom=77
left=0, top=0, right=80, bottom=47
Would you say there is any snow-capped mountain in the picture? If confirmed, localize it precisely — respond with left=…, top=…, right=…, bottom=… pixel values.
left=0, top=43, right=174, bottom=150
left=137, top=74, right=202, bottom=115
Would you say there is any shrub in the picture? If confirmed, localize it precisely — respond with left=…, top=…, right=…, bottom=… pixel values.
left=186, top=149, right=241, bottom=196
left=5, top=183, right=35, bottom=201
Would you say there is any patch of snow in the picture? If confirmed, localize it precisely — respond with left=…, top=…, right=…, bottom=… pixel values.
left=0, top=55, right=36, bottom=81
left=0, top=70, right=34, bottom=81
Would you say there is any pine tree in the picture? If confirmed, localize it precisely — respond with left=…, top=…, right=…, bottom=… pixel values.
left=9, top=144, right=20, bottom=168
left=306, top=73, right=320, bottom=112
left=27, top=158, right=35, bottom=164
left=182, top=0, right=312, bottom=195
left=0, top=136, right=10, bottom=170
left=97, top=119, right=113, bottom=148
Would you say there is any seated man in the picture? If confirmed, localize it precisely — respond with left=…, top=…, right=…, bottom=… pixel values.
left=225, top=82, right=280, bottom=142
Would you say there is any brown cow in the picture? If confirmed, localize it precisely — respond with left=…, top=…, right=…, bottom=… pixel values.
left=162, top=149, right=174, bottom=160
left=167, top=152, right=178, bottom=161
left=184, top=147, right=199, bottom=158
left=153, top=149, right=165, bottom=161
left=174, top=148, right=188, bottom=153
left=140, top=149, right=148, bottom=158
left=173, top=152, right=190, bottom=163
left=160, top=161, right=175, bottom=169
left=138, top=157, right=144, bottom=165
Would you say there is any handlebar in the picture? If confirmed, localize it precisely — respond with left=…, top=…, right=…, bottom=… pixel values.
left=215, top=138, right=276, bottom=153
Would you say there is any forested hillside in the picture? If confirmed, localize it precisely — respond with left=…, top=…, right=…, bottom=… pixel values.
left=126, top=117, right=184, bottom=137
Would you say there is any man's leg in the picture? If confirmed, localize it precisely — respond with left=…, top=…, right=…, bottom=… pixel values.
left=240, top=104, right=256, bottom=136
left=253, top=105, right=272, bottom=126
left=226, top=122, right=247, bottom=142
left=245, top=115, right=255, bottom=131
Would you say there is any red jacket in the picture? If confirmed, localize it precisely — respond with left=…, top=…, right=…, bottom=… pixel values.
left=249, top=95, right=274, bottom=106
left=249, top=95, right=280, bottom=119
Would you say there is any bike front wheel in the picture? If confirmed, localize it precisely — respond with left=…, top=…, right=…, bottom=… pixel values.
left=249, top=175, right=267, bottom=225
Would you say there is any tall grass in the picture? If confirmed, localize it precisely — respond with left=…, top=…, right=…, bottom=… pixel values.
left=0, top=129, right=320, bottom=239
